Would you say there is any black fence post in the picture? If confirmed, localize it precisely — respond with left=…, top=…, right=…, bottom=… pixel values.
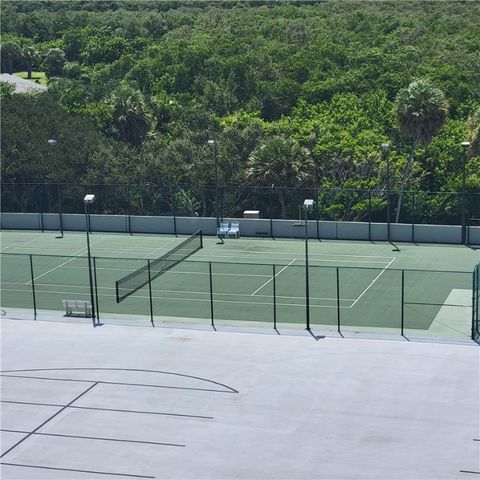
left=315, top=187, right=320, bottom=240
left=147, top=260, right=155, bottom=327
left=58, top=183, right=64, bottom=237
left=172, top=186, right=178, bottom=237
left=273, top=264, right=277, bottom=331
left=40, top=212, right=45, bottom=232
left=209, top=262, right=215, bottom=329
left=269, top=187, right=274, bottom=239
left=368, top=190, right=372, bottom=242
left=411, top=192, right=415, bottom=243
left=29, top=254, right=37, bottom=320
left=93, top=257, right=100, bottom=323
left=336, top=267, right=341, bottom=335
left=401, top=269, right=405, bottom=337
left=127, top=186, right=132, bottom=235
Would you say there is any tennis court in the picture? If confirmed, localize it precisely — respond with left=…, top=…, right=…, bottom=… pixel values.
left=1, top=230, right=477, bottom=339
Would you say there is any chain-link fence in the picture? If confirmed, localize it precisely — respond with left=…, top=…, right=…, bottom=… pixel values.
left=1, top=252, right=474, bottom=341
left=2, top=183, right=479, bottom=228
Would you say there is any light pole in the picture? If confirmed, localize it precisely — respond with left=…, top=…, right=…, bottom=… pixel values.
left=304, top=199, right=314, bottom=331
left=48, top=139, right=63, bottom=237
left=461, top=141, right=471, bottom=244
left=208, top=139, right=219, bottom=228
left=381, top=143, right=391, bottom=243
left=84, top=194, right=96, bottom=326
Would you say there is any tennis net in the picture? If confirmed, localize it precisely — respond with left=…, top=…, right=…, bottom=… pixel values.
left=115, top=230, right=203, bottom=302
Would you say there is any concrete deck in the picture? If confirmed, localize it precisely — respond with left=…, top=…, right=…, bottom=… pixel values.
left=1, top=319, right=479, bottom=479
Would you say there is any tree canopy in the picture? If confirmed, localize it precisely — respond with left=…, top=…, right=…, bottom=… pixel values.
left=1, top=1, right=479, bottom=222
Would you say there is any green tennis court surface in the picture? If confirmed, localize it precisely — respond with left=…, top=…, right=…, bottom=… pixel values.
left=1, top=230, right=478, bottom=339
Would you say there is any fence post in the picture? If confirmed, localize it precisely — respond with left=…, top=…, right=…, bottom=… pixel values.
left=273, top=264, right=277, bottom=331
left=172, top=186, right=177, bottom=237
left=368, top=190, right=372, bottom=242
left=58, top=183, right=64, bottom=237
left=147, top=260, right=155, bottom=327
left=336, top=267, right=341, bottom=335
left=269, top=187, right=274, bottom=239
left=401, top=269, right=405, bottom=337
left=209, top=262, right=215, bottom=329
left=29, top=254, right=37, bottom=320
left=315, top=187, right=320, bottom=240
left=411, top=192, right=415, bottom=243
left=93, top=257, right=100, bottom=323
left=127, top=186, right=132, bottom=235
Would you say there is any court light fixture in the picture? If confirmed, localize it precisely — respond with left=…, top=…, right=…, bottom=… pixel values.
left=47, top=139, right=57, bottom=146
left=83, top=193, right=97, bottom=326
left=304, top=199, right=314, bottom=209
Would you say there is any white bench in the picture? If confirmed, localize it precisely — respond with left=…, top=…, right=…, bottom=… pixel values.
left=62, top=299, right=92, bottom=318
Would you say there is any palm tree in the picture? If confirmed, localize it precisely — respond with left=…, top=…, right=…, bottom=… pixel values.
left=466, top=107, right=480, bottom=157
left=110, top=85, right=153, bottom=145
left=247, top=136, right=314, bottom=218
left=393, top=80, right=448, bottom=222
left=22, top=45, right=40, bottom=79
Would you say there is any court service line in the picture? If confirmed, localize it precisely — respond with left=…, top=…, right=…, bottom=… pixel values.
left=251, top=259, right=296, bottom=296
left=197, top=250, right=395, bottom=259
left=196, top=253, right=391, bottom=264
left=349, top=257, right=397, bottom=308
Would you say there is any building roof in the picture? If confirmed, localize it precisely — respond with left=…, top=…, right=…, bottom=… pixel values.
left=0, top=73, right=47, bottom=93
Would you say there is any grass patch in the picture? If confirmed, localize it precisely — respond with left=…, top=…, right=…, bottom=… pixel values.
left=14, top=71, right=47, bottom=86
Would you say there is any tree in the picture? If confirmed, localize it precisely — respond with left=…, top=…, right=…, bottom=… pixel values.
left=393, top=80, right=448, bottom=222
left=1, top=41, right=21, bottom=73
left=247, top=136, right=313, bottom=218
left=109, top=85, right=153, bottom=145
left=466, top=107, right=480, bottom=157
left=44, top=48, right=66, bottom=78
left=22, top=45, right=40, bottom=79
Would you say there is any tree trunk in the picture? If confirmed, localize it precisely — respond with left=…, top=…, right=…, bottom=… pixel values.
left=279, top=189, right=286, bottom=219
left=395, top=138, right=418, bottom=223
left=27, top=62, right=32, bottom=79
left=201, top=189, right=207, bottom=217
left=8, top=58, right=13, bottom=74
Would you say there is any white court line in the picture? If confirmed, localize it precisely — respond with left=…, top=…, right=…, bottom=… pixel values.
left=250, top=259, right=296, bottom=296
left=45, top=265, right=274, bottom=278
left=349, top=257, right=397, bottom=308
left=27, top=238, right=106, bottom=284
left=196, top=253, right=391, bottom=264
left=0, top=287, right=344, bottom=309
left=2, top=282, right=354, bottom=303
left=144, top=238, right=178, bottom=259
left=197, top=249, right=394, bottom=259
left=28, top=253, right=86, bottom=284
left=1, top=243, right=17, bottom=251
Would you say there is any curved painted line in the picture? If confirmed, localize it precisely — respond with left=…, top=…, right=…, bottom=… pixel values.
left=0, top=367, right=238, bottom=393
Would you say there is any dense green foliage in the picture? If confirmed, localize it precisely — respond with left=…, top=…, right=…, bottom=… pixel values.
left=1, top=0, right=479, bottom=220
